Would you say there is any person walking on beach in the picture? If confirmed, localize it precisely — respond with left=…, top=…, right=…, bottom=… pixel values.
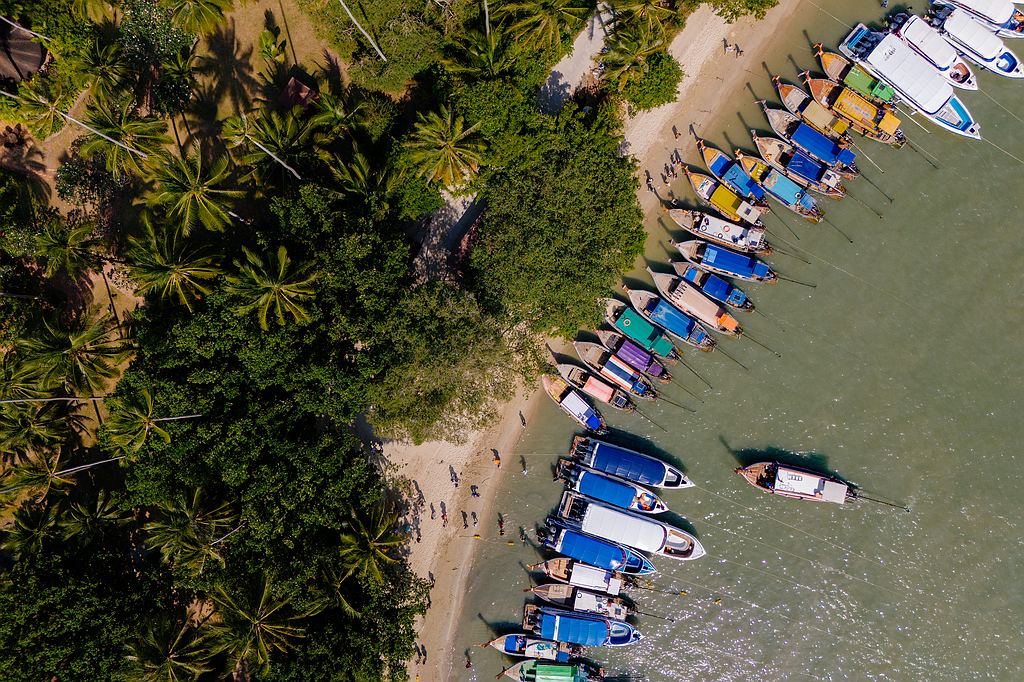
left=492, top=449, right=501, bottom=468
left=498, top=514, right=506, bottom=536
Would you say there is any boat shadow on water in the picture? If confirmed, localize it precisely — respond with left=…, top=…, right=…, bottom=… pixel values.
left=597, top=431, right=689, bottom=477
left=719, top=435, right=853, bottom=485
left=476, top=611, right=521, bottom=638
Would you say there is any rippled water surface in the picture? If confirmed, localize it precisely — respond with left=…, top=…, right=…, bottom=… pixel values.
left=450, top=1, right=1024, bottom=679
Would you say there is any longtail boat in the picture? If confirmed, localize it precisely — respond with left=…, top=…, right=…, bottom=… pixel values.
left=556, top=363, right=635, bottom=412
left=557, top=458, right=669, bottom=514
left=667, top=207, right=770, bottom=254
left=733, top=149, right=824, bottom=223
left=888, top=12, right=978, bottom=89
left=839, top=25, right=981, bottom=139
left=570, top=435, right=693, bottom=489
left=773, top=76, right=853, bottom=142
left=694, top=137, right=770, bottom=208
left=594, top=330, right=672, bottom=383
left=482, top=633, right=576, bottom=661
left=539, top=520, right=657, bottom=575
left=933, top=0, right=1024, bottom=39
left=499, top=660, right=604, bottom=682
left=523, top=604, right=642, bottom=646
left=670, top=260, right=754, bottom=312
left=528, top=557, right=630, bottom=595
left=527, top=582, right=633, bottom=620
left=735, top=461, right=857, bottom=505
left=601, top=298, right=680, bottom=363
left=815, top=44, right=897, bottom=105
left=622, top=285, right=716, bottom=351
left=558, top=491, right=705, bottom=560
left=572, top=341, right=656, bottom=401
left=680, top=165, right=768, bottom=226
left=759, top=101, right=859, bottom=178
left=751, top=132, right=846, bottom=199
left=647, top=268, right=742, bottom=336
left=673, top=239, right=778, bottom=284
left=931, top=7, right=1024, bottom=78
left=542, top=375, right=608, bottom=434
left=799, top=74, right=906, bottom=147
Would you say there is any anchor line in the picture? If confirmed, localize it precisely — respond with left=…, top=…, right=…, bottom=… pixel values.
left=821, top=216, right=855, bottom=242
left=977, top=88, right=1024, bottom=126
left=982, top=136, right=1024, bottom=166
left=845, top=190, right=884, bottom=220
left=717, top=557, right=833, bottom=597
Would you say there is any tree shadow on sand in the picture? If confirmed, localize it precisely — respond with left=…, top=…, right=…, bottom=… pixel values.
left=196, top=19, right=259, bottom=118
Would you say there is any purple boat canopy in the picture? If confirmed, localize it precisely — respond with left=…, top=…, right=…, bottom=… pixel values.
left=617, top=339, right=666, bottom=378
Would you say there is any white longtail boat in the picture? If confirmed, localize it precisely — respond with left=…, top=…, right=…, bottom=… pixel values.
left=542, top=375, right=608, bottom=434
left=933, top=0, right=1024, bottom=39
left=526, top=583, right=634, bottom=620
left=667, top=208, right=770, bottom=254
left=735, top=461, right=857, bottom=505
left=481, top=633, right=576, bottom=661
left=889, top=13, right=979, bottom=88
left=556, top=363, right=635, bottom=412
left=931, top=7, right=1024, bottom=77
left=528, top=557, right=627, bottom=595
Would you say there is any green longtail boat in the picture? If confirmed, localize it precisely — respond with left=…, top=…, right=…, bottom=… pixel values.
left=815, top=44, right=896, bottom=105
left=500, top=660, right=602, bottom=681
left=600, top=298, right=679, bottom=362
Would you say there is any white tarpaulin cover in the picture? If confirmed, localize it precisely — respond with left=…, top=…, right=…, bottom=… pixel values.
left=774, top=467, right=825, bottom=496
left=903, top=16, right=959, bottom=67
left=561, top=391, right=591, bottom=420
left=946, top=9, right=1005, bottom=60
left=570, top=564, right=621, bottom=595
left=949, top=0, right=1014, bottom=24
left=581, top=504, right=666, bottom=553
left=865, top=34, right=954, bottom=114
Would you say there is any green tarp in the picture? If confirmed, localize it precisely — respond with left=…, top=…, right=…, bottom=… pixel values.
left=842, top=66, right=895, bottom=103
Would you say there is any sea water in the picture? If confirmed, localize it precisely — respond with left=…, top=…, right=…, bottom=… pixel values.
left=449, top=0, right=1024, bottom=679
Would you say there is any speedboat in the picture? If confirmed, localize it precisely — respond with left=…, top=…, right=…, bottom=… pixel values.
left=889, top=13, right=979, bottom=88
left=570, top=435, right=693, bottom=489
left=932, top=0, right=1024, bottom=39
left=931, top=6, right=1024, bottom=77
left=557, top=459, right=669, bottom=514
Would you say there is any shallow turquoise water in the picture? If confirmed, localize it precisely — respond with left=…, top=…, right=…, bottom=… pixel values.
left=450, top=1, right=1024, bottom=680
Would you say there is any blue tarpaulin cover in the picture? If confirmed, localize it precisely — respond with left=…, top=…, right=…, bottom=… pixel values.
left=648, top=299, right=696, bottom=340
left=504, top=635, right=526, bottom=653
left=538, top=613, right=608, bottom=646
left=721, top=163, right=766, bottom=201
left=704, top=245, right=771, bottom=279
left=590, top=442, right=664, bottom=486
left=786, top=150, right=825, bottom=182
left=577, top=471, right=636, bottom=509
left=791, top=124, right=856, bottom=166
left=556, top=529, right=628, bottom=570
left=761, top=168, right=804, bottom=205
left=699, top=274, right=732, bottom=302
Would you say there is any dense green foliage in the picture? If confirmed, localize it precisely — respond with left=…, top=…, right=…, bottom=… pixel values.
left=710, top=0, right=778, bottom=22
left=621, top=49, right=683, bottom=110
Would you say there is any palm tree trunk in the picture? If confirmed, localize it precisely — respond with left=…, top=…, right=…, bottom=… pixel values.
left=483, top=0, right=490, bottom=38
left=246, top=135, right=301, bottom=180
left=0, top=396, right=104, bottom=404
left=0, top=292, right=43, bottom=300
left=0, top=16, right=50, bottom=41
left=153, top=414, right=203, bottom=421
left=336, top=0, right=387, bottom=62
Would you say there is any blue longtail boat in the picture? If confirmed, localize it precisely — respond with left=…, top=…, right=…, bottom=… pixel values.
left=570, top=435, right=692, bottom=489
left=674, top=240, right=778, bottom=284
left=523, top=604, right=642, bottom=647
left=669, top=261, right=754, bottom=312
left=759, top=102, right=859, bottom=178
left=751, top=132, right=847, bottom=199
left=540, top=519, right=657, bottom=575
left=695, top=137, right=771, bottom=207
left=734, top=150, right=824, bottom=223
left=556, top=459, right=669, bottom=514
left=622, top=285, right=716, bottom=352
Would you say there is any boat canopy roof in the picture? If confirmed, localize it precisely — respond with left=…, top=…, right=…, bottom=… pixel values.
left=569, top=563, right=622, bottom=594
left=697, top=272, right=731, bottom=302
left=582, top=504, right=666, bottom=553
left=582, top=377, right=613, bottom=404
left=556, top=529, right=628, bottom=570
left=649, top=299, right=696, bottom=339
left=843, top=63, right=896, bottom=101
left=602, top=356, right=640, bottom=389
left=951, top=0, right=1014, bottom=24
left=721, top=163, right=765, bottom=200
left=802, top=100, right=850, bottom=134
left=791, top=123, right=856, bottom=166
left=666, top=280, right=722, bottom=326
left=561, top=391, right=603, bottom=431
left=787, top=150, right=824, bottom=181
left=902, top=15, right=959, bottom=68
left=704, top=244, right=771, bottom=278
left=589, top=441, right=665, bottom=485
left=946, top=9, right=1004, bottom=60
left=615, top=309, right=674, bottom=357
left=538, top=612, right=608, bottom=646
left=761, top=167, right=804, bottom=205
left=616, top=339, right=655, bottom=374
left=774, top=467, right=849, bottom=503
left=865, top=34, right=953, bottom=114
left=531, top=663, right=584, bottom=682
left=577, top=470, right=637, bottom=509
left=710, top=185, right=743, bottom=216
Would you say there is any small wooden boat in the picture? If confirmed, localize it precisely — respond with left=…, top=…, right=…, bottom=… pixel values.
left=773, top=76, right=853, bottom=142
left=622, top=285, right=716, bottom=351
left=557, top=363, right=634, bottom=412
left=733, top=150, right=824, bottom=223
left=735, top=461, right=857, bottom=505
left=751, top=132, right=846, bottom=199
left=559, top=491, right=706, bottom=561
left=571, top=435, right=693, bottom=489
left=815, top=44, right=898, bottom=105
left=694, top=137, right=770, bottom=208
left=601, top=298, right=680, bottom=363
left=681, top=165, right=768, bottom=226
left=800, top=74, right=906, bottom=147
left=888, top=12, right=979, bottom=89
left=528, top=557, right=630, bottom=594
left=499, top=660, right=604, bottom=682
left=933, top=0, right=1024, bottom=39
left=542, top=375, right=608, bottom=434
left=672, top=239, right=778, bottom=284
left=670, top=261, right=754, bottom=312
left=667, top=207, right=770, bottom=254
left=527, top=583, right=634, bottom=620
left=647, top=268, right=742, bottom=336
left=931, top=7, right=1024, bottom=78
left=759, top=101, right=859, bottom=178
left=482, top=633, right=576, bottom=661
left=539, top=521, right=658, bottom=575
left=557, top=458, right=669, bottom=514
left=594, top=330, right=672, bottom=383
left=523, top=604, right=642, bottom=646
left=573, top=341, right=657, bottom=401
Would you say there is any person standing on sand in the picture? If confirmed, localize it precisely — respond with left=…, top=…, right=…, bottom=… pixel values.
left=492, top=449, right=501, bottom=468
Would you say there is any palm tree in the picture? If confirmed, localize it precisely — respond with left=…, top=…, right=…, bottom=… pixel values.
left=11, top=77, right=73, bottom=139
left=34, top=217, right=103, bottom=278
left=143, top=488, right=235, bottom=575
left=1, top=503, right=57, bottom=560
left=338, top=504, right=403, bottom=584
left=602, top=21, right=667, bottom=91
left=0, top=450, right=72, bottom=501
left=0, top=403, right=74, bottom=464
left=226, top=246, right=317, bottom=330
left=66, top=38, right=130, bottom=105
left=147, top=147, right=242, bottom=235
left=208, top=576, right=319, bottom=677
left=221, top=109, right=322, bottom=184
left=79, top=103, right=172, bottom=180
left=308, top=90, right=363, bottom=135
left=495, top=0, right=591, bottom=52
left=164, top=0, right=232, bottom=35
left=0, top=356, right=47, bottom=401
left=443, top=28, right=515, bottom=81
left=59, top=490, right=130, bottom=543
left=406, top=105, right=486, bottom=187
left=125, top=612, right=212, bottom=682
left=126, top=217, right=222, bottom=312
left=70, top=0, right=111, bottom=21
left=610, top=0, right=682, bottom=29
left=17, top=313, right=126, bottom=396
left=104, top=389, right=202, bottom=453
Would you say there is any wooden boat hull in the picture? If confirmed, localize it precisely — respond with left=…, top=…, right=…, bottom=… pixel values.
left=669, top=260, right=755, bottom=312
left=483, top=633, right=576, bottom=661
left=647, top=268, right=742, bottom=336
left=760, top=103, right=859, bottom=178
left=542, top=375, right=608, bottom=434
left=751, top=133, right=846, bottom=199
left=527, top=583, right=634, bottom=620
left=556, top=363, right=634, bottom=412
left=815, top=45, right=897, bottom=106
left=594, top=329, right=672, bottom=383
left=734, top=150, right=824, bottom=224
left=528, top=557, right=630, bottom=593
left=735, top=461, right=856, bottom=504
left=774, top=78, right=853, bottom=142
left=682, top=166, right=768, bottom=226
left=623, top=287, right=716, bottom=351
left=674, top=239, right=778, bottom=284
left=696, top=139, right=770, bottom=208
left=573, top=341, right=657, bottom=401
left=667, top=208, right=770, bottom=254
left=600, top=298, right=680, bottom=363
left=804, top=76, right=905, bottom=147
